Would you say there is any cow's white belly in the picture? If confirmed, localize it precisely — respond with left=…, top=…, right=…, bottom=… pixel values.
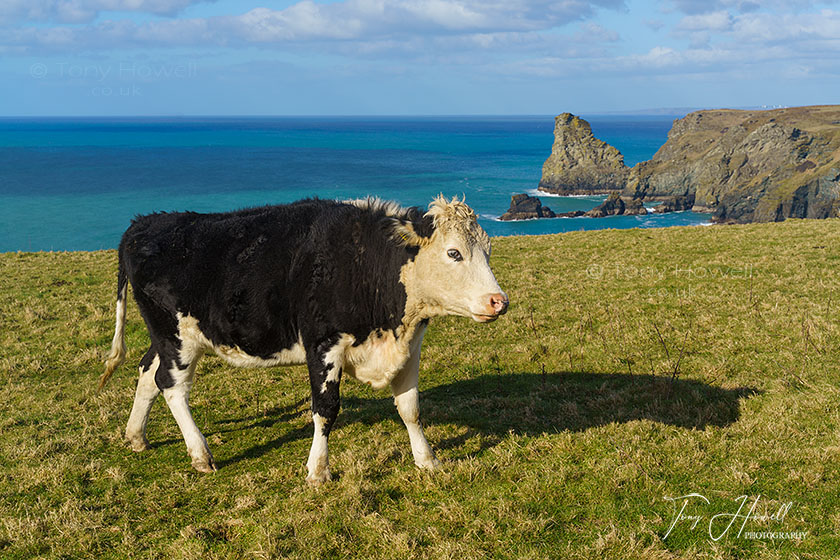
left=176, top=313, right=423, bottom=390
left=176, top=313, right=306, bottom=367
left=344, top=328, right=416, bottom=389
left=213, top=341, right=307, bottom=368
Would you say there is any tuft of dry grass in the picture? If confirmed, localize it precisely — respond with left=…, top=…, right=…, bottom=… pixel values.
left=1, top=219, right=840, bottom=558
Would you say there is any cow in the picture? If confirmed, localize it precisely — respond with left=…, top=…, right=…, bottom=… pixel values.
left=99, top=196, right=508, bottom=485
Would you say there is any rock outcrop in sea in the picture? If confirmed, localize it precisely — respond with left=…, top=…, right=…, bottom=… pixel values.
left=499, top=193, right=556, bottom=221
left=651, top=194, right=695, bottom=214
left=583, top=193, right=647, bottom=217
left=538, top=113, right=629, bottom=195
left=537, top=106, right=840, bottom=224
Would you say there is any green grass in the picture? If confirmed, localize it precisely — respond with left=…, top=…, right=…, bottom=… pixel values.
left=2, top=219, right=840, bottom=559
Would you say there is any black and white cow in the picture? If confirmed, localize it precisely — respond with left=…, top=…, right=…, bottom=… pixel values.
left=100, top=196, right=508, bottom=484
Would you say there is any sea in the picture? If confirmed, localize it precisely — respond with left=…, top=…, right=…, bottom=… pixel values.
left=0, top=115, right=710, bottom=253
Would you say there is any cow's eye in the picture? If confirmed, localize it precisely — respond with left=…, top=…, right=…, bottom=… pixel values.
left=447, top=249, right=463, bottom=262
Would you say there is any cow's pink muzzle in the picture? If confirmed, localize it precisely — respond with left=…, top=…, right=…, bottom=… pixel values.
left=472, top=292, right=509, bottom=322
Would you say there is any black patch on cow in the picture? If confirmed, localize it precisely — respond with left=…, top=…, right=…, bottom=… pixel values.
left=403, top=206, right=435, bottom=239
left=138, top=347, right=155, bottom=370
left=306, top=335, right=344, bottom=434
left=118, top=198, right=433, bottom=392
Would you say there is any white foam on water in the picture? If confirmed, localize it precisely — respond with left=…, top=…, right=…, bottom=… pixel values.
left=525, top=188, right=603, bottom=199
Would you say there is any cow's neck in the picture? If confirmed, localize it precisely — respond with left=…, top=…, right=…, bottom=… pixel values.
left=399, top=259, right=447, bottom=333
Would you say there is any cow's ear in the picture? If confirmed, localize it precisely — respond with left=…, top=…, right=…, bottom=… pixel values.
left=389, top=218, right=431, bottom=248
left=404, top=206, right=435, bottom=239
left=413, top=212, right=435, bottom=239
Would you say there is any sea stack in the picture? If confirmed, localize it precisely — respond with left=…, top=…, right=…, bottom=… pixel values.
left=538, top=113, right=629, bottom=195
left=499, top=193, right=556, bottom=221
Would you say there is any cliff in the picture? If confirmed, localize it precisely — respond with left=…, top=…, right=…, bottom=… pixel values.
left=538, top=113, right=628, bottom=195
left=626, top=106, right=840, bottom=222
left=536, top=106, right=840, bottom=223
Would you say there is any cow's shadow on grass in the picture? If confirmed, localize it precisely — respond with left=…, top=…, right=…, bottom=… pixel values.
left=416, top=372, right=759, bottom=456
left=218, top=371, right=759, bottom=467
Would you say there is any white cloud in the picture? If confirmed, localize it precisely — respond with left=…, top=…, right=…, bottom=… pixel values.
left=0, top=0, right=629, bottom=52
left=667, top=0, right=838, bottom=16
left=575, top=22, right=620, bottom=42
left=3, top=0, right=840, bottom=91
left=0, top=0, right=210, bottom=24
left=676, top=10, right=732, bottom=32
left=644, top=18, right=665, bottom=31
left=222, top=0, right=625, bottom=42
left=731, top=9, right=840, bottom=44
left=483, top=3, right=840, bottom=81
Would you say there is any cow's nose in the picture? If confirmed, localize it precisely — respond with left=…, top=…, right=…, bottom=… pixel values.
left=489, top=292, right=509, bottom=315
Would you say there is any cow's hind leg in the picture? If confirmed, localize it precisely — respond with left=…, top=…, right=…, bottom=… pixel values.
left=157, top=350, right=217, bottom=473
left=125, top=347, right=162, bottom=452
left=305, top=339, right=346, bottom=485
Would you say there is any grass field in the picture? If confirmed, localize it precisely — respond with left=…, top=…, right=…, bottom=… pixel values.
left=2, top=219, right=840, bottom=559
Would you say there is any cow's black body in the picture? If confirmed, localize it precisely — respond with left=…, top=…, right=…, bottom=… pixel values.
left=119, top=199, right=430, bottom=391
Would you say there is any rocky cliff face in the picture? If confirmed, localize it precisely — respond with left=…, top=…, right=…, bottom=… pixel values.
left=538, top=113, right=628, bottom=195
left=625, top=106, right=840, bottom=222
left=536, top=106, right=840, bottom=224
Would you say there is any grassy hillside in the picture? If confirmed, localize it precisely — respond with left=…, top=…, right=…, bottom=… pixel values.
left=2, top=220, right=840, bottom=559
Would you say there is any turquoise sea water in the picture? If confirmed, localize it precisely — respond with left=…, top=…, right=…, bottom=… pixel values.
left=0, top=116, right=709, bottom=252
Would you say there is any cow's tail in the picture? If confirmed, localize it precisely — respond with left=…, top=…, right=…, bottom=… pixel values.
left=99, top=258, right=128, bottom=392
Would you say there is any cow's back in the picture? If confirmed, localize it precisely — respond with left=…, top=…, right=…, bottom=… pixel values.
left=120, top=199, right=343, bottom=358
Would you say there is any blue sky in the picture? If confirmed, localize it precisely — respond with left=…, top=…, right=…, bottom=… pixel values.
left=1, top=0, right=838, bottom=115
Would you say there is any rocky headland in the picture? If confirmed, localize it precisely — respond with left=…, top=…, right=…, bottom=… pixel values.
left=537, top=106, right=840, bottom=223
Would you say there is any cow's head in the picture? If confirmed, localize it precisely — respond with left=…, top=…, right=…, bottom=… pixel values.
left=394, top=196, right=509, bottom=323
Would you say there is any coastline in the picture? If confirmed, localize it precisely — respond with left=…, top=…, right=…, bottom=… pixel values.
left=537, top=107, right=840, bottom=224
left=490, top=206, right=710, bottom=225
left=0, top=115, right=692, bottom=252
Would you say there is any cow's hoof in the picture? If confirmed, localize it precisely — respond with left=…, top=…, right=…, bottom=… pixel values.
left=125, top=435, right=151, bottom=452
left=305, top=469, right=332, bottom=487
left=191, top=455, right=218, bottom=473
left=416, top=457, right=442, bottom=471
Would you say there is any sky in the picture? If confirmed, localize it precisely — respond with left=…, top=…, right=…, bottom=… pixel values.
left=1, top=0, right=838, bottom=115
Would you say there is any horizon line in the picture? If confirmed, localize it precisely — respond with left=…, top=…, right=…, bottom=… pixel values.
left=0, top=110, right=700, bottom=120
left=0, top=105, right=804, bottom=120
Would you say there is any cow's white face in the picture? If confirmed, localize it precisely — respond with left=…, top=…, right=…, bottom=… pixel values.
left=399, top=197, right=509, bottom=322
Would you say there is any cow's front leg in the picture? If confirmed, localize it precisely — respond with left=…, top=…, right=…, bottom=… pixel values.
left=391, top=327, right=440, bottom=470
left=305, top=340, right=344, bottom=485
